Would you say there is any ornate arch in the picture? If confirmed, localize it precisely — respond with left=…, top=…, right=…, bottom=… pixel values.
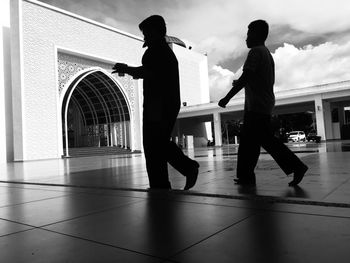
left=60, top=68, right=133, bottom=157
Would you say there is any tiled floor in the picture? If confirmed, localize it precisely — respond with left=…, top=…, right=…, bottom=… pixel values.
left=0, top=141, right=350, bottom=262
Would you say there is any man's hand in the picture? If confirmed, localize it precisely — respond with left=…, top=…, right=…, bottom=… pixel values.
left=218, top=79, right=239, bottom=108
left=112, top=63, right=128, bottom=75
left=232, top=79, right=238, bottom=87
left=218, top=97, right=229, bottom=108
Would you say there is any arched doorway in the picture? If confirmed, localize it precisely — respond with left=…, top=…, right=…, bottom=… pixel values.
left=61, top=69, right=131, bottom=157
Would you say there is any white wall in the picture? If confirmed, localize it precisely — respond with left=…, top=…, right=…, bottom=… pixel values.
left=173, top=44, right=210, bottom=106
left=0, top=28, right=7, bottom=164
left=11, top=0, right=144, bottom=161
left=1, top=0, right=12, bottom=164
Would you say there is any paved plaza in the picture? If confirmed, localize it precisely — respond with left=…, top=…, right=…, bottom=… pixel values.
left=0, top=141, right=349, bottom=262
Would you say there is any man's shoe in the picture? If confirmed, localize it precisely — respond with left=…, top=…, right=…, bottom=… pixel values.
left=289, top=165, right=308, bottom=186
left=184, top=161, right=199, bottom=190
left=234, top=178, right=256, bottom=186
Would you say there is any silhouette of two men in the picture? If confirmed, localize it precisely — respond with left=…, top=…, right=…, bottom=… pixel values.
left=113, top=16, right=308, bottom=189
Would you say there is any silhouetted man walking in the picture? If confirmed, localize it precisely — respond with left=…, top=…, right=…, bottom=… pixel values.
left=112, top=15, right=199, bottom=190
left=219, top=20, right=308, bottom=186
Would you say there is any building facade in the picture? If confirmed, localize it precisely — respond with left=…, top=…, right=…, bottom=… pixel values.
left=1, top=1, right=349, bottom=164
left=0, top=0, right=209, bottom=163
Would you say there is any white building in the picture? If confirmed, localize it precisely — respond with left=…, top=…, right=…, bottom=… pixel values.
left=0, top=0, right=209, bottom=163
left=1, top=0, right=350, bottom=164
left=178, top=81, right=350, bottom=146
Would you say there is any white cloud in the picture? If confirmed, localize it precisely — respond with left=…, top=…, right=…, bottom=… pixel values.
left=209, top=40, right=350, bottom=101
left=209, top=65, right=236, bottom=101
left=167, top=0, right=350, bottom=65
left=40, top=0, right=350, bottom=101
left=273, top=41, right=350, bottom=90
left=41, top=0, right=350, bottom=65
left=197, top=36, right=244, bottom=67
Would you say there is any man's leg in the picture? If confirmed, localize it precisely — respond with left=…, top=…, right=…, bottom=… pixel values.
left=143, top=122, right=171, bottom=189
left=167, top=142, right=199, bottom=191
left=259, top=116, right=308, bottom=186
left=163, top=114, right=199, bottom=190
left=236, top=112, right=261, bottom=184
left=262, top=136, right=307, bottom=174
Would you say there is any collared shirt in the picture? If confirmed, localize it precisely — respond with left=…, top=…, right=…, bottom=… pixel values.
left=243, top=45, right=275, bottom=115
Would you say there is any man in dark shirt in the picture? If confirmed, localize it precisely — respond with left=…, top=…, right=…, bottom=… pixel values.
left=219, top=20, right=308, bottom=186
left=112, top=15, right=199, bottom=190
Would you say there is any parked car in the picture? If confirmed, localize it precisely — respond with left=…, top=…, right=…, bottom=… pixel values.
left=287, top=131, right=306, bottom=142
left=307, top=131, right=321, bottom=143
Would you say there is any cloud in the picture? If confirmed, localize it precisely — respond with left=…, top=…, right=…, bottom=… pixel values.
left=168, top=0, right=350, bottom=65
left=39, top=0, right=350, bottom=102
left=40, top=0, right=350, bottom=65
left=209, top=65, right=236, bottom=101
left=273, top=41, right=350, bottom=90
left=209, top=40, right=350, bottom=101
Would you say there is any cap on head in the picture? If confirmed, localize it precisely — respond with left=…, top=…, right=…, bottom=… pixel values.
left=139, top=15, right=167, bottom=37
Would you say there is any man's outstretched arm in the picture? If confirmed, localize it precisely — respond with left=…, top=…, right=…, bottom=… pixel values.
left=218, top=69, right=253, bottom=108
left=112, top=63, right=154, bottom=79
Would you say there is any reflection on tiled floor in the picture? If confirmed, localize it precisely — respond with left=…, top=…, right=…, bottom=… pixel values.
left=1, top=142, right=350, bottom=205
left=0, top=141, right=349, bottom=261
left=0, top=184, right=349, bottom=262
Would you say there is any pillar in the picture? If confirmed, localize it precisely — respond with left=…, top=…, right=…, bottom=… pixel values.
left=213, top=112, right=222, bottom=146
left=314, top=95, right=332, bottom=141
left=123, top=121, right=128, bottom=149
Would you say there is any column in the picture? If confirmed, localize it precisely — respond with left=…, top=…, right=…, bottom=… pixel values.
left=123, top=121, right=128, bottom=149
left=314, top=95, right=332, bottom=141
left=213, top=111, right=222, bottom=146
left=338, top=106, right=345, bottom=139
left=323, top=101, right=333, bottom=139
left=119, top=122, right=123, bottom=148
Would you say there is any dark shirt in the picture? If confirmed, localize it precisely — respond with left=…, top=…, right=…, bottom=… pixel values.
left=141, top=41, right=180, bottom=122
left=243, top=45, right=275, bottom=115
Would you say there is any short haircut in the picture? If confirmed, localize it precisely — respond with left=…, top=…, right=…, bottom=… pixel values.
left=248, top=20, right=269, bottom=41
left=139, top=15, right=167, bottom=37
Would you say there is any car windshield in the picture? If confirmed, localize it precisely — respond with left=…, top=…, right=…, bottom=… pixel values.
left=289, top=132, right=298, bottom=135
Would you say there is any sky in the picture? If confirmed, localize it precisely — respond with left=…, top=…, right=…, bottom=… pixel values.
left=37, top=0, right=350, bottom=101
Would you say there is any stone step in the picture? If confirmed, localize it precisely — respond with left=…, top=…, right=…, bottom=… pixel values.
left=63, top=146, right=138, bottom=157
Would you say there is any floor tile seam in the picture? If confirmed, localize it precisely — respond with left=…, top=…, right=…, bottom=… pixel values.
left=0, top=227, right=38, bottom=239
left=66, top=190, right=149, bottom=200
left=165, top=213, right=258, bottom=261
left=149, top=198, right=350, bottom=219
left=140, top=195, right=265, bottom=212
left=257, top=207, right=350, bottom=219
left=175, top=191, right=350, bottom=208
left=1, top=184, right=150, bottom=200
left=0, top=183, right=92, bottom=194
left=0, top=193, right=75, bottom=209
left=2, top=181, right=350, bottom=208
left=0, top=182, right=151, bottom=201
left=0, top=217, right=40, bottom=233
left=320, top=177, right=350, bottom=201
left=38, top=199, right=146, bottom=229
left=164, top=190, right=350, bottom=208
left=36, top=227, right=168, bottom=261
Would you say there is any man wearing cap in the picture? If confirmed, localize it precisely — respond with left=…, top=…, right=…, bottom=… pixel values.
left=112, top=15, right=199, bottom=190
